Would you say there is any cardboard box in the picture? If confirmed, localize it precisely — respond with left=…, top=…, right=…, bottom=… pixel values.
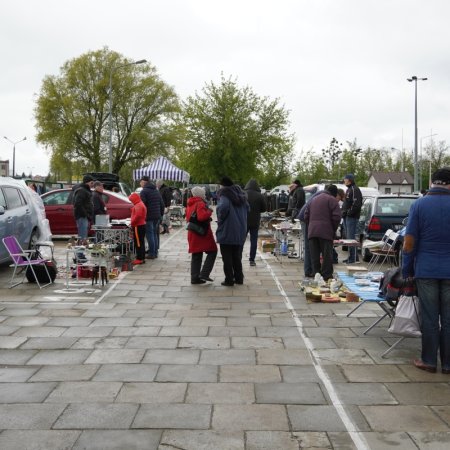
left=260, top=239, right=276, bottom=252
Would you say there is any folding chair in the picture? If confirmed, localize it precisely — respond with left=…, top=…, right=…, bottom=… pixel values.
left=2, top=236, right=53, bottom=289
left=367, top=229, right=400, bottom=271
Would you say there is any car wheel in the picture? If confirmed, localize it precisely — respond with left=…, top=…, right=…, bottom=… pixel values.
left=28, top=229, right=39, bottom=251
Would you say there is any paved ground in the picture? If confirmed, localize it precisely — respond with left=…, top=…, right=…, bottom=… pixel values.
left=0, top=226, right=449, bottom=450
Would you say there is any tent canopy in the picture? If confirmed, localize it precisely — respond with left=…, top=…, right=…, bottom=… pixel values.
left=133, top=156, right=190, bottom=183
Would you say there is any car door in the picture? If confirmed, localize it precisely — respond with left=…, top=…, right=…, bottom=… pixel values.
left=42, top=190, right=76, bottom=235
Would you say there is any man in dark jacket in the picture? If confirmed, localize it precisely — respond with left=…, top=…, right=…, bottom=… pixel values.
left=304, top=185, right=341, bottom=281
left=286, top=179, right=305, bottom=219
left=140, top=176, right=165, bottom=259
left=72, top=174, right=94, bottom=240
left=244, top=179, right=266, bottom=266
left=216, top=176, right=249, bottom=286
left=342, top=173, right=363, bottom=264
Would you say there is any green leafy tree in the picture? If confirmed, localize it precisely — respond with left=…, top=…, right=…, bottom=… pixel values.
left=177, top=75, right=295, bottom=186
left=35, top=47, right=180, bottom=181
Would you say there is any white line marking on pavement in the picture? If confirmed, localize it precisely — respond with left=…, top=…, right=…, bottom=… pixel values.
left=260, top=252, right=371, bottom=450
left=94, top=225, right=185, bottom=304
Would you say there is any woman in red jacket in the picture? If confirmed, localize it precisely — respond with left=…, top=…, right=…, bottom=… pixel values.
left=129, top=193, right=147, bottom=264
left=186, top=186, right=217, bottom=284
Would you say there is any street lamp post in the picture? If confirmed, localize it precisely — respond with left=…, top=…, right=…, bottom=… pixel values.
left=407, top=76, right=427, bottom=192
left=108, top=59, right=147, bottom=173
left=3, top=136, right=26, bottom=177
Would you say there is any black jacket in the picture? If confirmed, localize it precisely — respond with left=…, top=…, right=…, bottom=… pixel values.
left=244, top=179, right=267, bottom=229
left=159, top=184, right=173, bottom=208
left=140, top=182, right=165, bottom=220
left=72, top=183, right=93, bottom=220
left=92, top=190, right=106, bottom=216
left=342, top=182, right=362, bottom=218
left=286, top=185, right=305, bottom=218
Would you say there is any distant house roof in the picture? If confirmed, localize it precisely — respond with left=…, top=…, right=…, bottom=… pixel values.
left=369, top=171, right=414, bottom=185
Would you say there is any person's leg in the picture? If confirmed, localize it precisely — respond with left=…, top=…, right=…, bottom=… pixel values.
left=249, top=227, right=258, bottom=264
left=200, top=251, right=217, bottom=280
left=155, top=219, right=161, bottom=256
left=439, top=279, right=450, bottom=371
left=136, top=225, right=146, bottom=261
left=416, top=278, right=440, bottom=368
left=220, top=244, right=234, bottom=285
left=345, top=217, right=358, bottom=262
left=309, top=238, right=321, bottom=276
left=232, top=245, right=244, bottom=284
left=190, top=252, right=203, bottom=282
left=145, top=220, right=156, bottom=257
left=303, top=223, right=313, bottom=277
left=76, top=217, right=89, bottom=240
left=321, top=239, right=334, bottom=281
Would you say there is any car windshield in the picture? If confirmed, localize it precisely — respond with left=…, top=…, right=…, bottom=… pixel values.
left=375, top=197, right=416, bottom=215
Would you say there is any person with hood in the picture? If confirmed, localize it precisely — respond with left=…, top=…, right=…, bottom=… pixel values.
left=244, top=179, right=267, bottom=266
left=186, top=186, right=218, bottom=284
left=304, top=184, right=341, bottom=281
left=139, top=176, right=165, bottom=259
left=129, top=192, right=147, bottom=265
left=286, top=179, right=305, bottom=219
left=72, top=174, right=95, bottom=241
left=216, top=176, right=249, bottom=286
left=342, top=173, right=362, bottom=264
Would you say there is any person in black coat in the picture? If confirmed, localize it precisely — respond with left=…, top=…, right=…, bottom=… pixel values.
left=92, top=181, right=107, bottom=219
left=139, top=176, right=165, bottom=259
left=244, top=179, right=267, bottom=266
left=286, top=179, right=305, bottom=220
left=72, top=175, right=94, bottom=240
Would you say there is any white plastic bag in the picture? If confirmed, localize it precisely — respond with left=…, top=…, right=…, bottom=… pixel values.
left=388, top=295, right=421, bottom=337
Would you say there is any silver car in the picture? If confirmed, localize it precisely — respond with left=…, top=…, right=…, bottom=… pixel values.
left=0, top=178, right=43, bottom=263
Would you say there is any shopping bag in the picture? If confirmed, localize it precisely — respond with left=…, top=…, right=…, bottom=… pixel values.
left=388, top=295, right=421, bottom=337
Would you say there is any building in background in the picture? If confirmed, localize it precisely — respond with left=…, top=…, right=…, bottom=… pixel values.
left=367, top=171, right=414, bottom=194
left=0, top=160, right=10, bottom=177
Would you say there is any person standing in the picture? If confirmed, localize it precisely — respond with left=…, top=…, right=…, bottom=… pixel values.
left=186, top=186, right=217, bottom=284
left=92, top=181, right=107, bottom=220
left=129, top=192, right=147, bottom=265
left=156, top=179, right=173, bottom=234
left=72, top=174, right=94, bottom=241
left=216, top=176, right=249, bottom=286
left=304, top=184, right=341, bottom=281
left=286, top=179, right=305, bottom=220
left=139, top=176, right=164, bottom=259
left=402, top=167, right=450, bottom=374
left=244, top=179, right=266, bottom=266
left=342, top=173, right=362, bottom=264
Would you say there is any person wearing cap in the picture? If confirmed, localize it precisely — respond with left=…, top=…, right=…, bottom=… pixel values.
left=186, top=186, right=217, bottom=284
left=342, top=173, right=362, bottom=264
left=216, top=176, right=249, bottom=286
left=139, top=176, right=165, bottom=259
left=402, top=167, right=450, bottom=375
left=72, top=175, right=95, bottom=240
left=286, top=179, right=305, bottom=220
left=304, top=184, right=341, bottom=281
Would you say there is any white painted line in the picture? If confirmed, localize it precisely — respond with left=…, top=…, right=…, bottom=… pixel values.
left=260, top=252, right=371, bottom=450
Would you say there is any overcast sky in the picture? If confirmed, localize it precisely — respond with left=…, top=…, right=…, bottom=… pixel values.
left=1, top=0, right=449, bottom=177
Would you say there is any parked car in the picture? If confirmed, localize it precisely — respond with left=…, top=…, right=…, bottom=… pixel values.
left=41, top=188, right=132, bottom=235
left=0, top=177, right=43, bottom=263
left=83, top=172, right=132, bottom=197
left=304, top=183, right=379, bottom=202
left=357, top=194, right=419, bottom=261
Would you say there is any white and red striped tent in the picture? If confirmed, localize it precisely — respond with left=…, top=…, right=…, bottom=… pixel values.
left=133, top=156, right=190, bottom=183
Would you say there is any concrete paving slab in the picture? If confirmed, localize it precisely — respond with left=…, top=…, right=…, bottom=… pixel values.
left=386, top=382, right=450, bottom=405
left=208, top=326, right=256, bottom=337
left=143, top=348, right=200, bottom=364
left=256, top=348, right=311, bottom=365
left=125, top=336, right=178, bottom=349
left=186, top=382, right=254, bottom=404
left=431, top=406, right=450, bottom=426
left=160, top=430, right=244, bottom=450
left=315, top=349, right=374, bottom=365
left=0, top=336, right=27, bottom=349
left=231, top=337, right=284, bottom=349
left=45, top=381, right=122, bottom=403
left=255, top=382, right=326, bottom=404
left=0, top=403, right=66, bottom=429
left=92, top=363, right=158, bottom=382
left=0, top=366, right=38, bottom=382
left=341, top=364, right=409, bottom=382
left=291, top=431, right=331, bottom=448
left=328, top=431, right=417, bottom=449
left=61, top=326, right=114, bottom=337
left=109, top=326, right=160, bottom=336
left=159, top=326, right=208, bottom=336
left=220, top=365, right=281, bottom=382
left=246, top=431, right=302, bottom=450
left=73, top=430, right=162, bottom=450
left=20, top=337, right=78, bottom=349
left=13, top=326, right=66, bottom=337
left=0, top=349, right=37, bottom=364
left=53, top=402, right=138, bottom=429
left=333, top=382, right=398, bottom=405
left=0, top=382, right=56, bottom=403
left=360, top=405, right=449, bottom=431
left=0, top=430, right=80, bottom=450
left=26, top=349, right=91, bottom=365
left=116, top=382, right=186, bottom=403
left=84, top=349, right=145, bottom=364
left=398, top=364, right=450, bottom=382
left=212, top=404, right=289, bottom=431
left=156, top=364, right=218, bottom=382
left=71, top=336, right=129, bottom=349
left=199, top=349, right=255, bottom=365
left=29, top=364, right=100, bottom=382
left=409, top=431, right=450, bottom=449
left=132, top=403, right=211, bottom=429
left=178, top=336, right=230, bottom=349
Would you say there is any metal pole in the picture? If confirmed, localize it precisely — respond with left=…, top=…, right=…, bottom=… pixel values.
left=3, top=136, right=26, bottom=177
left=414, top=79, right=418, bottom=192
